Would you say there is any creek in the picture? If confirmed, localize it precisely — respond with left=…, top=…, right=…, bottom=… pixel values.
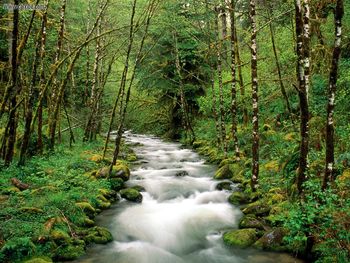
left=74, top=132, right=302, bottom=263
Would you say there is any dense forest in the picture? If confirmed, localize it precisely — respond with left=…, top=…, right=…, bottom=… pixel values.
left=0, top=0, right=349, bottom=262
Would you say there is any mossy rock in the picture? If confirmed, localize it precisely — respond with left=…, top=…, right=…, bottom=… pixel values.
left=0, top=195, right=9, bottom=203
left=82, top=217, right=95, bottom=227
left=126, top=153, right=138, bottom=162
left=76, top=202, right=96, bottom=218
left=112, top=163, right=130, bottom=181
left=24, top=256, right=53, bottom=263
left=54, top=239, right=85, bottom=261
left=0, top=237, right=36, bottom=261
left=253, top=228, right=288, bottom=252
left=216, top=181, right=233, bottom=191
left=130, top=185, right=146, bottom=192
left=230, top=170, right=245, bottom=184
left=50, top=229, right=70, bottom=243
left=239, top=214, right=266, bottom=230
left=83, top=226, right=113, bottom=244
left=242, top=201, right=270, bottom=216
left=96, top=199, right=111, bottom=210
left=228, top=191, right=249, bottom=205
left=98, top=188, right=117, bottom=200
left=120, top=188, right=143, bottom=203
left=223, top=228, right=258, bottom=248
left=109, top=178, right=124, bottom=191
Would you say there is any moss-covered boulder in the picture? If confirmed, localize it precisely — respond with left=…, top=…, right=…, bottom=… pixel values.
left=253, top=228, right=288, bottom=251
left=214, top=165, right=233, bottom=180
left=242, top=201, right=271, bottom=216
left=24, top=256, right=53, bottom=263
left=239, top=214, right=266, bottom=230
left=228, top=191, right=249, bottom=205
left=50, top=229, right=70, bottom=243
left=98, top=188, right=117, bottom=200
left=219, top=158, right=235, bottom=168
left=230, top=171, right=245, bottom=184
left=76, top=202, right=96, bottom=218
left=120, top=188, right=143, bottom=203
left=83, top=226, right=113, bottom=244
left=95, top=163, right=130, bottom=181
left=53, top=239, right=85, bottom=261
left=109, top=177, right=124, bottom=191
left=223, top=228, right=258, bottom=248
left=216, top=181, right=233, bottom=191
left=130, top=185, right=146, bottom=192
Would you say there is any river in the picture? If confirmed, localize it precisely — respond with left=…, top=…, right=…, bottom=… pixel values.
left=74, top=132, right=302, bottom=263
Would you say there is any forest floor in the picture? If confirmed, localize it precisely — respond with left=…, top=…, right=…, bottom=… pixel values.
left=0, top=136, right=138, bottom=262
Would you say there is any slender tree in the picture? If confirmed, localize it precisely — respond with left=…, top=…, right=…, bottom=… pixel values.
left=229, top=0, right=239, bottom=158
left=215, top=6, right=228, bottom=157
left=250, top=0, right=259, bottom=191
left=323, top=0, right=344, bottom=189
left=295, top=0, right=310, bottom=194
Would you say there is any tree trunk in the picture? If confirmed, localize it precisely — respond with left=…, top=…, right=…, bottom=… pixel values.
left=323, top=0, right=343, bottom=190
left=250, top=0, right=259, bottom=192
left=215, top=7, right=228, bottom=157
left=295, top=0, right=310, bottom=194
left=4, top=0, right=19, bottom=166
left=229, top=0, right=239, bottom=158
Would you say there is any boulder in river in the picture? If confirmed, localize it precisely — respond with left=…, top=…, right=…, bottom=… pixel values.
left=228, top=191, right=249, bottom=205
left=120, top=188, right=143, bottom=203
left=253, top=228, right=288, bottom=252
left=239, top=214, right=266, bottom=230
left=24, top=257, right=53, bottom=263
left=242, top=201, right=271, bottom=216
left=216, top=181, right=233, bottom=191
left=223, top=228, right=259, bottom=248
left=83, top=226, right=113, bottom=244
left=175, top=171, right=189, bottom=177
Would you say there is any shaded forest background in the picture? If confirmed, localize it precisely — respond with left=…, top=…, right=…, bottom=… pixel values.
left=0, top=0, right=350, bottom=262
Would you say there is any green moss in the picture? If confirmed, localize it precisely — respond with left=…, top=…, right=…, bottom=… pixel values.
left=223, top=228, right=258, bottom=248
left=24, top=256, right=53, bottom=263
left=253, top=228, right=288, bottom=252
left=120, top=188, right=143, bottom=203
left=109, top=178, right=124, bottom=191
left=239, top=214, right=265, bottom=230
left=83, top=226, right=113, bottom=244
left=50, top=229, right=70, bottom=243
left=54, top=239, right=85, bottom=261
left=228, top=191, right=248, bottom=205
left=242, top=201, right=271, bottom=216
left=214, top=164, right=233, bottom=180
left=76, top=202, right=96, bottom=218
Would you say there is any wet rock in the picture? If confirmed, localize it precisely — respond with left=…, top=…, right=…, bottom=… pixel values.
left=175, top=171, right=189, bottom=177
left=130, top=185, right=146, bottom=192
left=253, top=228, right=288, bottom=252
left=223, top=228, right=258, bottom=248
left=239, top=214, right=266, bottom=230
left=228, top=191, right=249, bottom=205
left=96, top=162, right=130, bottom=181
left=83, top=226, right=113, bottom=244
left=216, top=181, right=233, bottom=191
left=242, top=201, right=271, bottom=216
left=109, top=178, right=124, bottom=191
left=120, top=188, right=143, bottom=203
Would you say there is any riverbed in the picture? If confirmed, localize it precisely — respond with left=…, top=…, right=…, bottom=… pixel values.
left=74, top=132, right=302, bottom=263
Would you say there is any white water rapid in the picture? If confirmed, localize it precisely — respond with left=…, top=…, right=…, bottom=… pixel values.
left=74, top=132, right=302, bottom=263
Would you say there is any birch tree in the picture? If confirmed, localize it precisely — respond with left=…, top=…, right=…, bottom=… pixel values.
left=250, top=0, right=259, bottom=191
left=323, top=0, right=344, bottom=189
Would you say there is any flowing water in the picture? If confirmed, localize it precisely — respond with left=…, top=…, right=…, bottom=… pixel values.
left=74, top=132, right=302, bottom=263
